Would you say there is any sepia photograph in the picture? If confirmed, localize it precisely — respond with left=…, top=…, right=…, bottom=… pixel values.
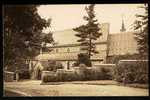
left=3, top=4, right=149, bottom=96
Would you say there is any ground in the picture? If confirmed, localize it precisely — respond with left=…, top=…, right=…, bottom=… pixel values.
left=4, top=80, right=149, bottom=96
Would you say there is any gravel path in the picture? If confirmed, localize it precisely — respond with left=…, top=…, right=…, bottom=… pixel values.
left=4, top=80, right=149, bottom=96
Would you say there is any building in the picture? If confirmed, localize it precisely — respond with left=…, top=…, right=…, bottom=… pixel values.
left=34, top=23, right=139, bottom=70
left=28, top=22, right=139, bottom=79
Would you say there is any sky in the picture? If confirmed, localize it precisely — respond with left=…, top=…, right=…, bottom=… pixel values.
left=37, top=4, right=145, bottom=33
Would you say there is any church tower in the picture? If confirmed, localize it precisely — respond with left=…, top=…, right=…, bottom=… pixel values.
left=120, top=14, right=126, bottom=32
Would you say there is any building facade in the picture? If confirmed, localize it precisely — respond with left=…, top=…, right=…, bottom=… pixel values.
left=34, top=23, right=139, bottom=69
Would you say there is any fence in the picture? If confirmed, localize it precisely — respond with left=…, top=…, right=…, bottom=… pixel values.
left=4, top=71, right=14, bottom=82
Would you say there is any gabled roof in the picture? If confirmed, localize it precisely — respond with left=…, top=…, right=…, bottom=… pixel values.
left=52, top=23, right=110, bottom=46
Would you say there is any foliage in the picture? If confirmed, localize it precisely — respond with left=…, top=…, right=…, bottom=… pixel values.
left=133, top=4, right=148, bottom=59
left=3, top=5, right=53, bottom=69
left=75, top=53, right=92, bottom=67
left=93, top=65, right=114, bottom=80
left=42, top=73, right=58, bottom=82
left=44, top=60, right=64, bottom=72
left=19, top=71, right=30, bottom=79
left=59, top=71, right=77, bottom=81
left=42, top=64, right=114, bottom=82
left=114, top=60, right=148, bottom=84
left=42, top=31, right=54, bottom=52
left=100, top=67, right=112, bottom=80
left=73, top=4, right=102, bottom=59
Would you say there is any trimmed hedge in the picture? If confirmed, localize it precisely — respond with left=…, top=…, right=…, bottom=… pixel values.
left=93, top=64, right=115, bottom=80
left=42, top=71, right=57, bottom=82
left=42, top=64, right=115, bottom=82
left=114, top=60, right=148, bottom=84
left=56, top=69, right=77, bottom=81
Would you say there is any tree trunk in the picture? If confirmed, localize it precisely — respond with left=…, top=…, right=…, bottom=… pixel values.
left=89, top=33, right=92, bottom=60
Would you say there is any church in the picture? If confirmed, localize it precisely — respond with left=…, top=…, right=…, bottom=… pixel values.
left=34, top=21, right=138, bottom=70
left=27, top=17, right=140, bottom=79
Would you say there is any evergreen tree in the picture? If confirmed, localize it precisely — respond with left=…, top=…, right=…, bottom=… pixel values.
left=73, top=4, right=102, bottom=59
left=133, top=4, right=148, bottom=59
left=3, top=5, right=53, bottom=69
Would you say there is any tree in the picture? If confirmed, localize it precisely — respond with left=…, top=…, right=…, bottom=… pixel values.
left=3, top=5, right=52, bottom=69
left=73, top=4, right=102, bottom=59
left=42, top=32, right=54, bottom=52
left=133, top=4, right=148, bottom=59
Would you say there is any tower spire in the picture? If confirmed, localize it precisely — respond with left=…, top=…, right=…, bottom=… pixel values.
left=120, top=14, right=126, bottom=32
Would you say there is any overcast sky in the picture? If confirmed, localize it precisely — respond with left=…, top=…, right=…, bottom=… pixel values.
left=37, top=4, right=145, bottom=33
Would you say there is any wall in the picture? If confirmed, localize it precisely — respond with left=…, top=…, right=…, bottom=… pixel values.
left=108, top=32, right=138, bottom=56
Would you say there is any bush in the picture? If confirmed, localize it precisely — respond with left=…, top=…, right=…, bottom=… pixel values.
left=114, top=60, right=148, bottom=84
left=44, top=60, right=64, bottom=72
left=82, top=67, right=95, bottom=80
left=56, top=69, right=78, bottom=82
left=19, top=71, right=30, bottom=79
left=42, top=71, right=57, bottom=82
left=93, top=64, right=115, bottom=80
left=61, top=71, right=77, bottom=81
left=75, top=53, right=92, bottom=67
left=42, top=63, right=116, bottom=82
left=74, top=67, right=85, bottom=81
left=100, top=67, right=112, bottom=80
left=74, top=64, right=114, bottom=81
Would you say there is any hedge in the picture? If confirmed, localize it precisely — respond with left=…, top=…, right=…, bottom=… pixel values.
left=114, top=60, right=148, bottom=84
left=93, top=64, right=115, bottom=80
left=42, top=64, right=115, bottom=82
left=42, top=71, right=57, bottom=82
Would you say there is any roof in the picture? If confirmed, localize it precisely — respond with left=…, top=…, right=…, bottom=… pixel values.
left=52, top=23, right=110, bottom=46
left=35, top=52, right=78, bottom=61
left=35, top=52, right=104, bottom=61
left=48, top=41, right=107, bottom=48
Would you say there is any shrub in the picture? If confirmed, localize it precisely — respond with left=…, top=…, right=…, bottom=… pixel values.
left=83, top=67, right=95, bottom=80
left=74, top=67, right=85, bottom=81
left=42, top=71, right=57, bottom=82
left=56, top=69, right=77, bottom=82
left=61, top=71, right=77, bottom=81
left=75, top=53, right=92, bottom=67
left=73, top=64, right=114, bottom=81
left=93, top=64, right=115, bottom=80
left=19, top=71, right=30, bottom=79
left=114, top=60, right=148, bottom=84
left=44, top=60, right=64, bottom=72
left=100, top=67, right=112, bottom=80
